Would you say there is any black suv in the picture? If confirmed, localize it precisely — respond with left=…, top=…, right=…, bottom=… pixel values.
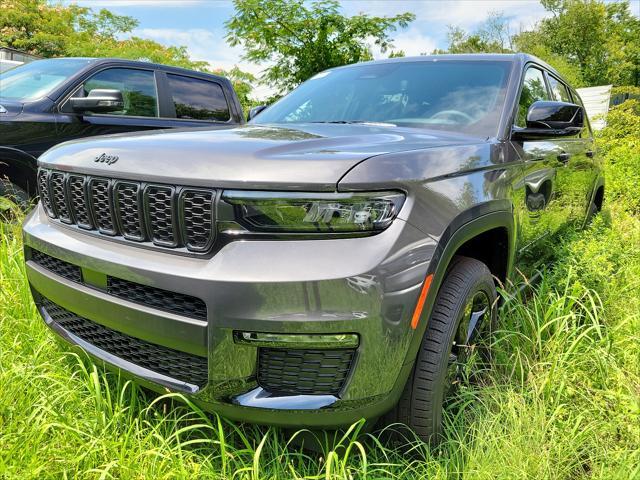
left=0, top=57, right=244, bottom=203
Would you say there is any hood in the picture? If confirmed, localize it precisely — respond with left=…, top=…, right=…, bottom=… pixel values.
left=39, top=123, right=484, bottom=190
left=0, top=99, right=23, bottom=118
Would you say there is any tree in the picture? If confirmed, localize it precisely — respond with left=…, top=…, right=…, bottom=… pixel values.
left=435, top=12, right=512, bottom=54
left=0, top=0, right=206, bottom=70
left=225, top=0, right=415, bottom=93
left=514, top=0, right=640, bottom=86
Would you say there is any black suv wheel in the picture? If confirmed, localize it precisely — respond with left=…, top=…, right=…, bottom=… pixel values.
left=0, top=178, right=30, bottom=211
left=385, top=256, right=497, bottom=443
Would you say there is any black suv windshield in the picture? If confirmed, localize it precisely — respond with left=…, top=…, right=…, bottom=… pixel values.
left=0, top=58, right=93, bottom=101
left=253, top=60, right=513, bottom=137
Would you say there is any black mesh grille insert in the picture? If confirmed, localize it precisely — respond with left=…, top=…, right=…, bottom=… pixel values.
left=69, top=175, right=92, bottom=229
left=39, top=169, right=216, bottom=254
left=182, top=190, right=214, bottom=251
left=258, top=348, right=355, bottom=396
left=146, top=186, right=176, bottom=246
left=107, top=277, right=207, bottom=320
left=90, top=179, right=116, bottom=235
left=41, top=297, right=208, bottom=387
left=31, top=250, right=82, bottom=283
left=115, top=182, right=144, bottom=241
left=37, top=169, right=55, bottom=217
left=50, top=172, right=71, bottom=223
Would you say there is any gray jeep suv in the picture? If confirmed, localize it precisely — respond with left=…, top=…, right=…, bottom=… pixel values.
left=22, top=54, right=604, bottom=442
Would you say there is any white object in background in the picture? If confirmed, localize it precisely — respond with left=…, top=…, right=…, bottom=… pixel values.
left=576, top=85, right=612, bottom=131
left=0, top=59, right=23, bottom=73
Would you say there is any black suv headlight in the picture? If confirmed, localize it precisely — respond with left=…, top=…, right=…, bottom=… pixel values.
left=221, top=190, right=405, bottom=235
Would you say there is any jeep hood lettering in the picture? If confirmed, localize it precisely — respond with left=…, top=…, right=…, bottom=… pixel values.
left=39, top=124, right=482, bottom=190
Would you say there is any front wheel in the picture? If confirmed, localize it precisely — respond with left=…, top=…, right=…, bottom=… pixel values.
left=0, top=178, right=30, bottom=211
left=383, top=256, right=497, bottom=443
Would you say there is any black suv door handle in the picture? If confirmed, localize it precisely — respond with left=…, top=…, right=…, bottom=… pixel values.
left=557, top=152, right=570, bottom=163
left=586, top=150, right=594, bottom=158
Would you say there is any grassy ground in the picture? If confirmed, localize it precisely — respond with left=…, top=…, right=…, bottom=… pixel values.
left=1, top=103, right=639, bottom=479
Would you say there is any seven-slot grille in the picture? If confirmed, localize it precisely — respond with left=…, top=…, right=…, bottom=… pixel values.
left=38, top=168, right=216, bottom=253
left=41, top=297, right=208, bottom=387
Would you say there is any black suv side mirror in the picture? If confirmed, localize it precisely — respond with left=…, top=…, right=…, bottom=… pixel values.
left=70, top=89, right=124, bottom=113
left=512, top=100, right=584, bottom=140
left=247, top=105, right=267, bottom=121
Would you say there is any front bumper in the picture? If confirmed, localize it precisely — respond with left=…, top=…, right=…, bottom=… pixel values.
left=23, top=204, right=437, bottom=427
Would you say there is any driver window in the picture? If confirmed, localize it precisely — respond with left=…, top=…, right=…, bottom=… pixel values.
left=516, top=67, right=550, bottom=127
left=78, top=68, right=158, bottom=117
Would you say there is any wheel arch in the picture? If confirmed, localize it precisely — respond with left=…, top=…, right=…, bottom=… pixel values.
left=0, top=147, right=38, bottom=197
left=402, top=203, right=516, bottom=369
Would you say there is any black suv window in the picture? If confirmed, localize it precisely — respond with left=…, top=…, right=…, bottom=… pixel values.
left=82, top=68, right=158, bottom=117
left=547, top=75, right=571, bottom=102
left=516, top=67, right=550, bottom=127
left=166, top=74, right=230, bottom=121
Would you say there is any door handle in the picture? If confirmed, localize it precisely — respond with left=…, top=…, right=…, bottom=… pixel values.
left=586, top=150, right=594, bottom=158
left=557, top=152, right=570, bottom=163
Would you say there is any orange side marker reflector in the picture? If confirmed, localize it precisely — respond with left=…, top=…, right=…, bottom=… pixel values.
left=411, top=273, right=434, bottom=329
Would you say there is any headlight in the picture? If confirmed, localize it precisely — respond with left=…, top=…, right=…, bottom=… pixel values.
left=221, top=190, right=405, bottom=235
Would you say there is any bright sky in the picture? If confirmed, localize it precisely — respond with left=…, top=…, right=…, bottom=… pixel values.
left=61, top=0, right=639, bottom=99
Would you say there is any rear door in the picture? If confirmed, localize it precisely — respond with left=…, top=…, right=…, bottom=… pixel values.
left=545, top=73, right=597, bottom=229
left=55, top=66, right=170, bottom=141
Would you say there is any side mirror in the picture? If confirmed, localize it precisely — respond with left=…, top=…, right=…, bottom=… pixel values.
left=70, top=89, right=124, bottom=113
left=247, top=105, right=267, bottom=121
left=512, top=100, right=584, bottom=140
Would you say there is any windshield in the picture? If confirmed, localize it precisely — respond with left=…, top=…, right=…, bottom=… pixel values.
left=0, top=58, right=93, bottom=101
left=253, top=60, right=513, bottom=137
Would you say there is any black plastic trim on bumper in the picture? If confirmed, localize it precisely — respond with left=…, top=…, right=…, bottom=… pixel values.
left=38, top=297, right=205, bottom=394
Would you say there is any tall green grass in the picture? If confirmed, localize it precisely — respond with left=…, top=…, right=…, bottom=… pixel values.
left=1, top=103, right=639, bottom=478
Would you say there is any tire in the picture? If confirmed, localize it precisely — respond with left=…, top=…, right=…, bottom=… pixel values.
left=383, top=256, right=497, bottom=443
left=585, top=200, right=598, bottom=225
left=0, top=178, right=30, bottom=210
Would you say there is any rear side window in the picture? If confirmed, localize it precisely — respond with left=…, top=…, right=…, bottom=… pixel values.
left=516, top=67, right=550, bottom=127
left=547, top=75, right=572, bottom=102
left=166, top=74, right=230, bottom=121
left=83, top=68, right=158, bottom=117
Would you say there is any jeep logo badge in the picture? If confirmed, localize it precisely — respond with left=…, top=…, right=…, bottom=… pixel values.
left=94, top=153, right=119, bottom=165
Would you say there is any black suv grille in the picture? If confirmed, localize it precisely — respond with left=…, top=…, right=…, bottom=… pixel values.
left=41, top=297, right=208, bottom=387
left=30, top=249, right=207, bottom=320
left=37, top=168, right=216, bottom=253
left=257, top=348, right=355, bottom=396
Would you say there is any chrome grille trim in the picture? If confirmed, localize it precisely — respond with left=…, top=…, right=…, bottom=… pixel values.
left=38, top=168, right=216, bottom=254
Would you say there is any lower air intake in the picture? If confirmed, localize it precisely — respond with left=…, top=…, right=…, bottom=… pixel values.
left=41, top=297, right=208, bottom=387
left=257, top=347, right=355, bottom=396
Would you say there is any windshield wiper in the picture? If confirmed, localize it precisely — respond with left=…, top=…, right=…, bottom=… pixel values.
left=309, top=120, right=397, bottom=127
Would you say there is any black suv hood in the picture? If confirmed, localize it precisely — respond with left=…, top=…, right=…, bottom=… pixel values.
left=39, top=123, right=483, bottom=190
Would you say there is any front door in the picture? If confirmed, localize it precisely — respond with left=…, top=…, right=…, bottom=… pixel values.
left=55, top=67, right=169, bottom=142
left=511, top=66, right=573, bottom=276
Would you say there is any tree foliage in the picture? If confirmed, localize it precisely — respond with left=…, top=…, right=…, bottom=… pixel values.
left=437, top=1, right=639, bottom=87
left=225, top=0, right=415, bottom=93
left=0, top=0, right=205, bottom=68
